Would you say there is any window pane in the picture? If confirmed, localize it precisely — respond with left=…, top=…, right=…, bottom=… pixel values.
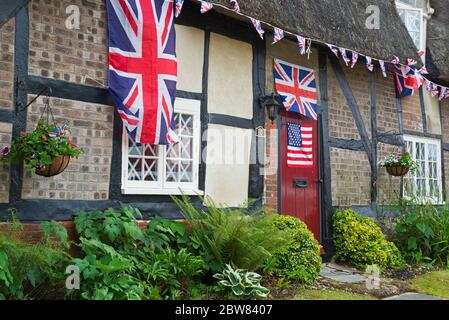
left=166, top=159, right=179, bottom=182
left=143, top=158, right=158, bottom=181
left=128, top=158, right=142, bottom=181
left=180, top=114, right=193, bottom=136
left=180, top=161, right=193, bottom=182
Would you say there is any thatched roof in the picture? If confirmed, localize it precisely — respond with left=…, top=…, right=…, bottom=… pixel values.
left=210, top=0, right=421, bottom=63
left=427, top=0, right=449, bottom=82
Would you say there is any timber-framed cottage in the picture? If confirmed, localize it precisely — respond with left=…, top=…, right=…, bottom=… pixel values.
left=0, top=0, right=448, bottom=258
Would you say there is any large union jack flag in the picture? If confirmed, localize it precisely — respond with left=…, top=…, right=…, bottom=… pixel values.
left=274, top=59, right=318, bottom=120
left=107, top=0, right=178, bottom=145
left=394, top=65, right=422, bottom=98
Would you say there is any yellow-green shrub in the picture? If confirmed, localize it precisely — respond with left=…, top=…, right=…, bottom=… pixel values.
left=333, top=209, right=404, bottom=270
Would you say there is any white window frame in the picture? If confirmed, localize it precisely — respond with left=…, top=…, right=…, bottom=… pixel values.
left=396, top=1, right=425, bottom=52
left=403, top=135, right=443, bottom=204
left=121, top=98, right=203, bottom=196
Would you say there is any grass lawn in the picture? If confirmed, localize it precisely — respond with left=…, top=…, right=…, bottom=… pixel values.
left=409, top=270, right=449, bottom=299
left=293, top=288, right=377, bottom=300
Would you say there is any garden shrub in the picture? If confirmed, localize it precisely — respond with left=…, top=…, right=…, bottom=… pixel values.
left=172, top=195, right=290, bottom=273
left=333, top=209, right=404, bottom=270
left=267, top=215, right=322, bottom=284
left=0, top=218, right=70, bottom=300
left=394, top=203, right=449, bottom=267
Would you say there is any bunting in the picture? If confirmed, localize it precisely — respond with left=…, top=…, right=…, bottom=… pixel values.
left=175, top=0, right=184, bottom=18
left=272, top=27, right=284, bottom=44
left=379, top=60, right=387, bottom=77
left=200, top=1, right=213, bottom=13
left=250, top=18, right=264, bottom=39
left=366, top=56, right=373, bottom=72
left=351, top=51, right=358, bottom=68
left=230, top=0, right=240, bottom=13
left=297, top=36, right=306, bottom=55
left=407, top=58, right=417, bottom=66
left=439, top=87, right=447, bottom=101
left=327, top=44, right=339, bottom=57
left=392, top=56, right=400, bottom=65
left=340, top=48, right=350, bottom=66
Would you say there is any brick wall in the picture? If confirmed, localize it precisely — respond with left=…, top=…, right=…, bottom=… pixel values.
left=28, top=0, right=108, bottom=86
left=376, top=72, right=399, bottom=133
left=263, top=114, right=278, bottom=211
left=402, top=93, right=423, bottom=132
left=0, top=18, right=14, bottom=111
left=441, top=98, right=449, bottom=200
left=0, top=122, right=12, bottom=203
left=377, top=143, right=402, bottom=206
left=21, top=96, right=113, bottom=200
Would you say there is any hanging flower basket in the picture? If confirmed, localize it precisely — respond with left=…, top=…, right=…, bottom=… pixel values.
left=378, top=151, right=418, bottom=177
left=386, top=165, right=410, bottom=177
left=34, top=155, right=71, bottom=177
left=0, top=99, right=83, bottom=177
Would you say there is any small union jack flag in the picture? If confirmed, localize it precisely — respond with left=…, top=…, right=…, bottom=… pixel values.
left=272, top=27, right=284, bottom=44
left=274, top=59, right=318, bottom=120
left=340, top=48, right=350, bottom=66
left=175, top=0, right=184, bottom=18
left=365, top=56, right=374, bottom=72
left=407, top=58, right=417, bottom=66
left=351, top=51, right=359, bottom=68
left=439, top=87, right=447, bottom=101
left=327, top=44, right=339, bottom=57
left=392, top=56, right=400, bottom=65
left=379, top=60, right=387, bottom=77
left=200, top=1, right=213, bottom=14
left=230, top=0, right=240, bottom=13
left=297, top=36, right=306, bottom=55
left=418, top=66, right=428, bottom=74
left=426, top=80, right=439, bottom=97
left=250, top=18, right=264, bottom=39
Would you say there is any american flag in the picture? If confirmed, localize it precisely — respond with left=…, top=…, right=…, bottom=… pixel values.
left=274, top=59, right=318, bottom=120
left=297, top=36, right=306, bottom=55
left=351, top=51, right=359, bottom=68
left=175, top=0, right=184, bottom=18
left=287, top=123, right=313, bottom=168
left=250, top=18, right=264, bottom=39
left=200, top=1, right=213, bottom=14
left=107, top=0, right=178, bottom=145
left=272, top=27, right=284, bottom=44
left=340, top=48, right=350, bottom=66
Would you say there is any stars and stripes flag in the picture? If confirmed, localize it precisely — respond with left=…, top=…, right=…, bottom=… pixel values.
left=107, top=0, right=178, bottom=145
left=297, top=36, right=306, bottom=55
left=287, top=123, right=313, bottom=168
left=340, top=48, right=350, bottom=66
left=351, top=51, right=359, bottom=68
left=250, top=18, right=264, bottom=39
left=175, top=0, right=184, bottom=18
left=379, top=60, right=387, bottom=77
left=365, top=56, right=374, bottom=71
left=274, top=59, right=318, bottom=120
left=200, top=1, right=213, bottom=13
left=327, top=44, right=339, bottom=57
left=230, top=0, right=240, bottom=13
left=272, top=27, right=284, bottom=44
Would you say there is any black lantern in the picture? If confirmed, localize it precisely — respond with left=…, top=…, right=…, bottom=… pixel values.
left=260, top=93, right=282, bottom=123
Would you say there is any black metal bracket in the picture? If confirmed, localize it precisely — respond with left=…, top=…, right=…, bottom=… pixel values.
left=15, top=83, right=52, bottom=113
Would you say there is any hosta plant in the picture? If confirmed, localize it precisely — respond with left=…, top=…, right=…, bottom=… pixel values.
left=0, top=120, right=83, bottom=173
left=213, top=264, right=269, bottom=299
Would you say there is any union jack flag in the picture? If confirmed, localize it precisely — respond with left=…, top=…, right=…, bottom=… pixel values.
left=250, top=18, right=264, bottom=39
left=272, top=27, right=284, bottom=44
left=287, top=123, right=313, bottom=168
left=175, top=0, right=184, bottom=18
left=407, top=58, right=417, bottom=66
left=351, top=51, right=359, bottom=68
left=418, top=66, right=428, bottom=74
left=439, top=87, right=448, bottom=101
left=297, top=36, right=306, bottom=55
left=365, top=56, right=374, bottom=71
left=327, top=44, right=339, bottom=57
left=394, top=67, right=421, bottom=98
left=274, top=59, right=318, bottom=120
left=107, top=0, right=178, bottom=145
left=230, top=0, right=240, bottom=13
left=379, top=60, right=387, bottom=77
left=200, top=1, right=213, bottom=14
left=340, top=48, right=350, bottom=66
left=392, top=56, right=400, bottom=65
left=426, top=80, right=439, bottom=97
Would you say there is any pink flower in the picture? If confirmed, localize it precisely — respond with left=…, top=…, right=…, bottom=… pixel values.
left=1, top=146, right=10, bottom=157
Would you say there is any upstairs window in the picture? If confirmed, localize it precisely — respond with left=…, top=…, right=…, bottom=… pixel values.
left=121, top=98, right=202, bottom=195
left=396, top=0, right=425, bottom=51
left=403, top=135, right=443, bottom=204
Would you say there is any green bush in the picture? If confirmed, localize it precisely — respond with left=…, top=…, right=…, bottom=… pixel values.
left=267, top=215, right=322, bottom=284
left=172, top=195, right=290, bottom=273
left=394, top=203, right=449, bottom=267
left=333, top=209, right=404, bottom=270
left=72, top=208, right=205, bottom=300
left=0, top=218, right=70, bottom=300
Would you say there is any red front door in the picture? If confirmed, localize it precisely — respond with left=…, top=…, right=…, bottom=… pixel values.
left=280, top=110, right=320, bottom=241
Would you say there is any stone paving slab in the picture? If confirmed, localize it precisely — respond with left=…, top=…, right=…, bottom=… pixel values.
left=320, top=262, right=367, bottom=283
left=384, top=293, right=446, bottom=300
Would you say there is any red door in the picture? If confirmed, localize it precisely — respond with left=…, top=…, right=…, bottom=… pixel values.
left=280, top=110, right=320, bottom=241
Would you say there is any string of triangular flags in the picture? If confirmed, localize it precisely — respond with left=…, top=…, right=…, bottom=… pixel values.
left=175, top=0, right=449, bottom=101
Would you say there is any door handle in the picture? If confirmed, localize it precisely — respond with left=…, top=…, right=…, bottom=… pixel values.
left=293, top=178, right=308, bottom=188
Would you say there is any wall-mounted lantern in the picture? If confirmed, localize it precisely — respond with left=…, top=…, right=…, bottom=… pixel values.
left=259, top=93, right=282, bottom=123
